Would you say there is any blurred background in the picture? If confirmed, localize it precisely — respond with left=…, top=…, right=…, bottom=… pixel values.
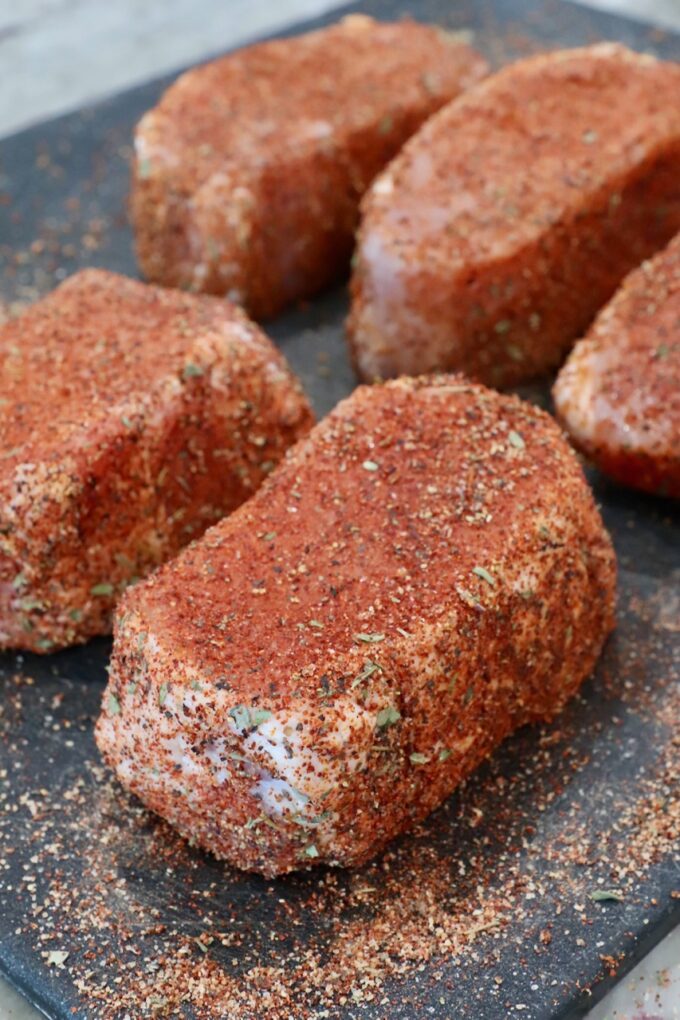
left=0, top=0, right=678, bottom=1017
left=0, top=0, right=678, bottom=138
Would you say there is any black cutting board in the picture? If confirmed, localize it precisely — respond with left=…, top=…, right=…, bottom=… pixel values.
left=0, top=2, right=678, bottom=1018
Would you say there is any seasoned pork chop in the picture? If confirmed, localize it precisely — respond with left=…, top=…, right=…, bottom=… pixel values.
left=131, top=16, right=487, bottom=318
left=97, top=376, right=616, bottom=876
left=554, top=232, right=680, bottom=498
left=348, top=45, right=680, bottom=386
left=0, top=269, right=312, bottom=651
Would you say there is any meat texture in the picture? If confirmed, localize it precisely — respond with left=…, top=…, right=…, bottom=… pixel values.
left=348, top=44, right=680, bottom=387
left=554, top=231, right=680, bottom=498
left=97, top=376, right=616, bottom=876
left=130, top=15, right=488, bottom=319
left=0, top=269, right=312, bottom=652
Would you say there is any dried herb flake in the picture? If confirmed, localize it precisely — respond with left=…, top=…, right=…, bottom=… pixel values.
left=182, top=363, right=204, bottom=379
left=376, top=705, right=401, bottom=729
left=472, top=566, right=495, bottom=586
left=590, top=889, right=624, bottom=903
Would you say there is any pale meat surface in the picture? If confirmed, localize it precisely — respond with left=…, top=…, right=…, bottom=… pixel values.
left=348, top=44, right=680, bottom=387
left=131, top=15, right=488, bottom=318
left=0, top=269, right=312, bottom=651
left=554, top=231, right=680, bottom=497
left=97, top=376, right=616, bottom=876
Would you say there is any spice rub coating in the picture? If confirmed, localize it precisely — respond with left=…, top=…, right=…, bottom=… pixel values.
left=348, top=44, right=680, bottom=387
left=0, top=269, right=312, bottom=652
left=97, top=376, right=616, bottom=876
left=130, top=15, right=488, bottom=319
left=554, top=232, right=680, bottom=498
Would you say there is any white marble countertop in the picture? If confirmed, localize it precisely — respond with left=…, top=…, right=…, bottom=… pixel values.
left=0, top=0, right=678, bottom=1016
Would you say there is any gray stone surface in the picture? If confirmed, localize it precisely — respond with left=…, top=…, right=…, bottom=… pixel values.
left=0, top=0, right=678, bottom=1017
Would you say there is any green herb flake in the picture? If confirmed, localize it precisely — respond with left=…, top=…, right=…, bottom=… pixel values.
left=309, top=620, right=324, bottom=630
left=409, top=752, right=429, bottom=765
left=69, top=608, right=82, bottom=622
left=249, top=708, right=273, bottom=727
left=378, top=115, right=393, bottom=135
left=262, top=531, right=277, bottom=542
left=508, top=430, right=525, bottom=450
left=182, top=363, right=204, bottom=380
left=303, top=843, right=320, bottom=858
left=354, top=632, right=385, bottom=644
left=229, top=704, right=272, bottom=730
left=351, top=660, right=381, bottom=688
left=590, top=889, right=624, bottom=903
left=362, top=460, right=379, bottom=472
left=138, top=158, right=153, bottom=179
left=456, top=587, right=480, bottom=609
left=229, top=704, right=251, bottom=730
left=376, top=705, right=401, bottom=729
left=11, top=572, right=26, bottom=590
left=439, top=748, right=452, bottom=762
left=472, top=566, right=495, bottom=587
left=108, top=693, right=121, bottom=715
left=158, top=682, right=169, bottom=707
left=190, top=679, right=202, bottom=691
left=655, top=343, right=670, bottom=360
left=582, top=129, right=598, bottom=145
left=90, top=582, right=114, bottom=597
left=494, top=319, right=511, bottom=334
left=121, top=415, right=133, bottom=429
left=126, top=682, right=137, bottom=696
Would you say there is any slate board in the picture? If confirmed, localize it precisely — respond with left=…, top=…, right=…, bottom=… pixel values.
left=0, top=1, right=678, bottom=1018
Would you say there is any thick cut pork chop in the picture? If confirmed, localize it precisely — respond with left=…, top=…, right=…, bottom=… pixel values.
left=0, top=269, right=312, bottom=652
left=131, top=15, right=487, bottom=319
left=97, top=376, right=616, bottom=876
left=554, top=232, right=680, bottom=498
left=348, top=45, right=680, bottom=387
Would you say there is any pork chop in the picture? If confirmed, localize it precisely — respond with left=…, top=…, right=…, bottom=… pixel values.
left=348, top=45, right=680, bottom=387
left=0, top=269, right=312, bottom=652
left=97, top=375, right=616, bottom=876
left=131, top=15, right=487, bottom=319
left=554, top=231, right=680, bottom=497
